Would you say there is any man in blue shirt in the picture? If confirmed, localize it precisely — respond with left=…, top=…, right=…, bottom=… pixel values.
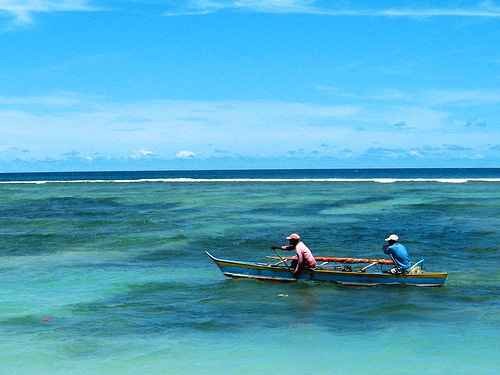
left=382, top=234, right=411, bottom=274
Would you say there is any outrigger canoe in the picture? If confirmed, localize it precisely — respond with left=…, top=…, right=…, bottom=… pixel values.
left=206, top=252, right=447, bottom=287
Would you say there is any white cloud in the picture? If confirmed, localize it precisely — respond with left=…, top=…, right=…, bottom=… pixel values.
left=0, top=1, right=96, bottom=25
left=176, top=150, right=196, bottom=159
left=0, top=93, right=87, bottom=106
left=375, top=7, right=500, bottom=18
left=2, top=0, right=499, bottom=25
left=164, top=0, right=500, bottom=18
left=468, top=153, right=486, bottom=160
left=163, top=9, right=214, bottom=16
left=409, top=150, right=423, bottom=157
left=320, top=88, right=500, bottom=107
left=423, top=89, right=500, bottom=106
left=179, top=0, right=313, bottom=14
left=0, top=97, right=362, bottom=159
left=130, top=149, right=154, bottom=159
left=1, top=93, right=497, bottom=165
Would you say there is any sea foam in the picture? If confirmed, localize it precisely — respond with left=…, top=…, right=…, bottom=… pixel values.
left=1, top=178, right=499, bottom=184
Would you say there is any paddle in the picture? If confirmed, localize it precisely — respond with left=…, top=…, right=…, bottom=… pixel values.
left=273, top=248, right=297, bottom=279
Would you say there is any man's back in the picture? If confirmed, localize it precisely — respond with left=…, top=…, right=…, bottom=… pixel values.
left=296, top=242, right=317, bottom=268
left=384, top=242, right=411, bottom=269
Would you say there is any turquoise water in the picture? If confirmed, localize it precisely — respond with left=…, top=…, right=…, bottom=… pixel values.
left=0, top=174, right=499, bottom=374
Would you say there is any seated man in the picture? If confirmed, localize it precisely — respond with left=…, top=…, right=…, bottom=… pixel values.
left=272, top=233, right=317, bottom=278
left=382, top=234, right=411, bottom=274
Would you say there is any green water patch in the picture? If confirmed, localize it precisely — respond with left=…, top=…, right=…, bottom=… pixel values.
left=0, top=196, right=122, bottom=220
left=64, top=280, right=241, bottom=337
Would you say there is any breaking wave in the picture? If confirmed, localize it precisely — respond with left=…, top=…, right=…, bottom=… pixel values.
left=1, top=178, right=499, bottom=184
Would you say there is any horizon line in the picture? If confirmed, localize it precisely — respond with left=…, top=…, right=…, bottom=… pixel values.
left=1, top=166, right=500, bottom=175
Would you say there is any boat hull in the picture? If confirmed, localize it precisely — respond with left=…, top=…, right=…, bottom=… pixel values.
left=206, top=252, right=447, bottom=287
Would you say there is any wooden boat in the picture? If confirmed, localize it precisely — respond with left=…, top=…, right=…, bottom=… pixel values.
left=206, top=251, right=447, bottom=287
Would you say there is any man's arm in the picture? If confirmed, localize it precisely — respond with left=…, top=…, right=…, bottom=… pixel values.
left=271, top=245, right=294, bottom=251
left=293, top=250, right=304, bottom=277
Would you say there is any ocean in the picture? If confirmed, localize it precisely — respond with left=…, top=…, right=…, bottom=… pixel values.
left=0, top=169, right=499, bottom=374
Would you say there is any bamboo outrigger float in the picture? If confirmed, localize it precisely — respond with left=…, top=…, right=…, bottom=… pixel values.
left=206, top=252, right=447, bottom=287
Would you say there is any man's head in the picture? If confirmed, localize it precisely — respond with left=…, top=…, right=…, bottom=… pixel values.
left=286, top=233, right=300, bottom=245
left=385, top=234, right=399, bottom=245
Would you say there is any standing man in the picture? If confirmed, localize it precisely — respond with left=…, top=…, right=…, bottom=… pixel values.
left=272, top=233, right=317, bottom=278
left=382, top=234, right=411, bottom=274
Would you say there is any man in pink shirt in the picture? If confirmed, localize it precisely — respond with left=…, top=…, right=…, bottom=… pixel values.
left=272, top=233, right=317, bottom=278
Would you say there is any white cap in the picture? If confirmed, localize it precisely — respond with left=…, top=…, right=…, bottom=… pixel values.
left=385, top=234, right=399, bottom=242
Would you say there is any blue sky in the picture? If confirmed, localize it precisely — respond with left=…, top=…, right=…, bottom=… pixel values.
left=1, top=0, right=499, bottom=171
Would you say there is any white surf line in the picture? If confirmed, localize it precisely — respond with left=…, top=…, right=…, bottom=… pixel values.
left=1, top=178, right=500, bottom=184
